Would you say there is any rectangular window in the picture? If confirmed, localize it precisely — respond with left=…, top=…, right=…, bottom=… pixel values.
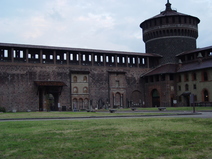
left=50, top=55, right=53, bottom=60
left=95, top=55, right=98, bottom=62
left=128, top=57, right=130, bottom=64
left=70, top=54, right=73, bottom=61
left=64, top=53, right=67, bottom=60
left=184, top=74, right=189, bottom=81
left=13, top=50, right=16, bottom=58
left=117, top=57, right=120, bottom=63
left=142, top=58, right=145, bottom=65
left=170, top=74, right=174, bottom=80
left=178, top=75, right=181, bottom=82
left=193, top=84, right=197, bottom=89
left=106, top=56, right=109, bottom=62
left=76, top=54, right=79, bottom=61
left=83, top=55, right=86, bottom=61
left=111, top=56, right=114, bottom=63
left=57, top=55, right=60, bottom=60
left=100, top=56, right=103, bottom=62
left=43, top=54, right=46, bottom=59
left=122, top=57, right=125, bottom=63
left=89, top=55, right=92, bottom=62
left=35, top=54, right=39, bottom=59
left=132, top=57, right=135, bottom=64
left=4, top=50, right=8, bottom=57
left=20, top=51, right=24, bottom=58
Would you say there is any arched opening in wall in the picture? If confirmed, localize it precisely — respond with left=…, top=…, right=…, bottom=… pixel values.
left=203, top=89, right=209, bottom=102
left=79, top=98, right=83, bottom=109
left=83, top=76, right=87, bottom=82
left=114, top=92, right=121, bottom=108
left=45, top=93, right=59, bottom=111
left=73, top=98, right=78, bottom=110
left=84, top=98, right=89, bottom=109
left=131, top=91, right=142, bottom=107
left=83, top=87, right=88, bottom=93
left=73, top=76, right=77, bottom=82
left=73, top=87, right=78, bottom=93
left=152, top=89, right=160, bottom=107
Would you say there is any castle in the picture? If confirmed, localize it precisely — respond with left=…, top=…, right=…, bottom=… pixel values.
left=0, top=1, right=211, bottom=111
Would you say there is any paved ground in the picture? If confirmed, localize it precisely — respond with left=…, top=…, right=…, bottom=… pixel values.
left=0, top=111, right=211, bottom=122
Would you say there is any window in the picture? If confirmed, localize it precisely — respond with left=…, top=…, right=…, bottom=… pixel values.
left=178, top=85, right=181, bottom=91
left=4, top=50, right=8, bottom=57
left=192, top=72, right=196, bottom=81
left=156, top=75, right=159, bottom=82
left=35, top=54, right=39, bottom=59
left=170, top=74, right=174, bottom=81
left=203, top=90, right=209, bottom=102
left=185, top=84, right=189, bottom=91
left=73, top=87, right=78, bottom=93
left=89, top=55, right=91, bottom=62
left=203, top=72, right=208, bottom=81
left=95, top=55, right=98, bottom=62
left=111, top=56, right=114, bottom=63
left=117, top=57, right=120, bottom=63
left=178, top=75, right=181, bottom=82
left=161, top=74, right=165, bottom=81
left=83, top=55, right=86, bottom=61
left=150, top=76, right=154, bottom=82
left=193, top=84, right=196, bottom=90
left=83, top=76, right=87, bottom=82
left=83, top=87, right=88, bottom=93
left=64, top=53, right=67, bottom=60
left=20, top=51, right=23, bottom=58
left=184, top=73, right=189, bottom=82
left=70, top=54, right=73, bottom=61
left=73, top=76, right=77, bottom=82
left=100, top=56, right=103, bottom=62
left=122, top=57, right=125, bottom=63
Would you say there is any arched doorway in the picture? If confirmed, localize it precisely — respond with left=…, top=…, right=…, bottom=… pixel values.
left=84, top=98, right=89, bottom=109
left=73, top=98, right=78, bottom=110
left=114, top=92, right=121, bottom=108
left=203, top=89, right=209, bottom=102
left=44, top=93, right=59, bottom=111
left=152, top=89, right=160, bottom=107
left=79, top=98, right=83, bottom=109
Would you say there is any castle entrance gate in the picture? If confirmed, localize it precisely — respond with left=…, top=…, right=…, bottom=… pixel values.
left=35, top=81, right=66, bottom=111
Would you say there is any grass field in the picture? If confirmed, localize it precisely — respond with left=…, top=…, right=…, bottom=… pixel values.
left=0, top=118, right=212, bottom=159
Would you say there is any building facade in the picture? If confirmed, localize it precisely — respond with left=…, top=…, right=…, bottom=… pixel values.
left=0, top=1, right=211, bottom=112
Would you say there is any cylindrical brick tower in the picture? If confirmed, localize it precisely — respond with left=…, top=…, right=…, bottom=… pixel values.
left=140, top=0, right=200, bottom=64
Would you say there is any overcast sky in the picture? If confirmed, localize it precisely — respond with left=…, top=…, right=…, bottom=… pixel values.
left=0, top=0, right=211, bottom=53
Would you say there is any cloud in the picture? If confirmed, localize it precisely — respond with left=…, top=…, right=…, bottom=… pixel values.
left=0, top=0, right=211, bottom=52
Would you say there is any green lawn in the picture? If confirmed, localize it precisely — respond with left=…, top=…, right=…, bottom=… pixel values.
left=0, top=111, right=176, bottom=119
left=0, top=118, right=211, bottom=159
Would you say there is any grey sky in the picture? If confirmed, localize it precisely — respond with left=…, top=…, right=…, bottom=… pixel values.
left=0, top=0, right=211, bottom=53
